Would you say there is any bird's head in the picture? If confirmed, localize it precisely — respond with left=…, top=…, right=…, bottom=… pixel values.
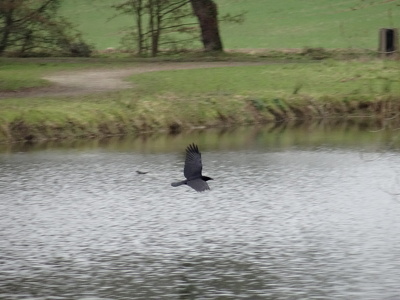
left=202, top=176, right=213, bottom=182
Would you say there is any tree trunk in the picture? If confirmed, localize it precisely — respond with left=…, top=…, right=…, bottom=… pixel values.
left=148, top=0, right=162, bottom=57
left=0, top=11, right=14, bottom=54
left=135, top=0, right=144, bottom=55
left=190, top=0, right=223, bottom=52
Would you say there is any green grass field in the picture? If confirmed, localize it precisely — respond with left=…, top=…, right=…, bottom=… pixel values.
left=0, top=58, right=134, bottom=91
left=0, top=62, right=50, bottom=91
left=218, top=0, right=400, bottom=50
left=60, top=0, right=400, bottom=50
left=128, top=60, right=400, bottom=100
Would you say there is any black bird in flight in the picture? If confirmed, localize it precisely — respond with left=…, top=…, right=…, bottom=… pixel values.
left=171, top=143, right=213, bottom=192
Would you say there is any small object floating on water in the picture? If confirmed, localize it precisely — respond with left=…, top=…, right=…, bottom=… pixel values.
left=171, top=143, right=213, bottom=192
left=136, top=170, right=149, bottom=175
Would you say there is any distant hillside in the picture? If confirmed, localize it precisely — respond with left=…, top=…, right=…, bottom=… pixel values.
left=61, top=0, right=400, bottom=51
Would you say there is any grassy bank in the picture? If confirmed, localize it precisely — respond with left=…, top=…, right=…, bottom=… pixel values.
left=1, top=87, right=399, bottom=144
left=0, top=58, right=399, bottom=143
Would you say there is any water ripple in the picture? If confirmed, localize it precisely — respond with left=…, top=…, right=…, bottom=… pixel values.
left=1, top=148, right=400, bottom=299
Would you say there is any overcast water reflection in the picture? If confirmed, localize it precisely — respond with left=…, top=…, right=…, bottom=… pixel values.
left=1, top=124, right=400, bottom=300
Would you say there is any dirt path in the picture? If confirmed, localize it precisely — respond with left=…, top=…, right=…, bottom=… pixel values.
left=0, top=62, right=263, bottom=99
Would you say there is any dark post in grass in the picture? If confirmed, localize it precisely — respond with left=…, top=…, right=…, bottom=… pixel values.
left=378, top=28, right=399, bottom=58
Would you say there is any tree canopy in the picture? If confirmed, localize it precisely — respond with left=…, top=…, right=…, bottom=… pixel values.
left=0, top=0, right=92, bottom=56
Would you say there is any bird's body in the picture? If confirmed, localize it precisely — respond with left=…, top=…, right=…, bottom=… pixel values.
left=171, top=143, right=213, bottom=192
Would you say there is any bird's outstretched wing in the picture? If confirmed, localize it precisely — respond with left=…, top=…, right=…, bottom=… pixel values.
left=187, top=179, right=210, bottom=192
left=184, top=143, right=203, bottom=180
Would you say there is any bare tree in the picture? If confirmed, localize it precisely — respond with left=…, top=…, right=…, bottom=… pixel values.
left=114, top=0, right=243, bottom=55
left=114, top=0, right=197, bottom=56
left=114, top=0, right=145, bottom=55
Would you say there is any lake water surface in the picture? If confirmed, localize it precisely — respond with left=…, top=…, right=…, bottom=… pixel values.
left=1, top=123, right=400, bottom=300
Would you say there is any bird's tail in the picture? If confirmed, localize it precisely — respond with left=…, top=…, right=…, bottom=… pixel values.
left=171, top=180, right=186, bottom=187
